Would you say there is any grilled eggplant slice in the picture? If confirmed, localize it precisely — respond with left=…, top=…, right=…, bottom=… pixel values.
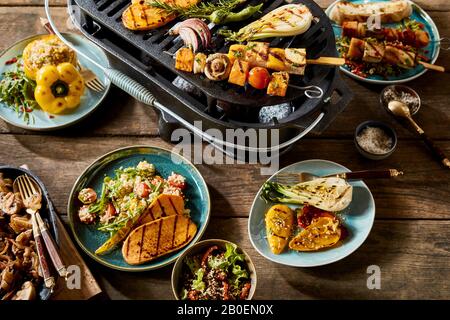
left=289, top=216, right=341, bottom=251
left=122, top=215, right=197, bottom=265
left=265, top=204, right=294, bottom=254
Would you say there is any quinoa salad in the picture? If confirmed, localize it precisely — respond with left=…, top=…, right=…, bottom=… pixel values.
left=77, top=160, right=188, bottom=234
left=180, top=244, right=252, bottom=300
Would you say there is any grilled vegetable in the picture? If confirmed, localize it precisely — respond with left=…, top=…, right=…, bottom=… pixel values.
left=122, top=0, right=200, bottom=31
left=204, top=53, right=232, bottom=81
left=122, top=215, right=197, bottom=265
left=341, top=21, right=430, bottom=48
left=289, top=217, right=341, bottom=251
left=248, top=67, right=270, bottom=90
left=346, top=37, right=418, bottom=69
left=267, top=48, right=287, bottom=72
left=34, top=62, right=84, bottom=114
left=175, top=47, right=195, bottom=72
left=150, top=0, right=261, bottom=25
left=265, top=204, right=294, bottom=254
left=170, top=18, right=211, bottom=52
left=122, top=3, right=176, bottom=31
left=193, top=53, right=207, bottom=74
left=261, top=177, right=353, bottom=212
left=228, top=44, right=246, bottom=65
left=267, top=71, right=289, bottom=97
left=138, top=194, right=185, bottom=225
left=220, top=4, right=313, bottom=42
left=227, top=44, right=305, bottom=75
left=228, top=59, right=250, bottom=86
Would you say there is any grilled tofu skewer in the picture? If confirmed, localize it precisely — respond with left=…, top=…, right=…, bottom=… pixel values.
left=228, top=42, right=345, bottom=76
left=347, top=37, right=445, bottom=72
left=341, top=21, right=430, bottom=48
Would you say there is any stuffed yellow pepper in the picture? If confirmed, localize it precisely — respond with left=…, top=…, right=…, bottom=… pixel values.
left=34, top=62, right=85, bottom=114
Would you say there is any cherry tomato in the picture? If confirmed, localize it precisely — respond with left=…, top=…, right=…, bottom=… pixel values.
left=248, top=67, right=270, bottom=90
left=105, top=203, right=117, bottom=217
left=135, top=182, right=151, bottom=198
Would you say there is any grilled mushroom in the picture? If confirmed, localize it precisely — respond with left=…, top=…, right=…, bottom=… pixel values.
left=0, top=192, right=23, bottom=216
left=9, top=214, right=32, bottom=234
left=204, top=53, right=232, bottom=81
left=0, top=174, right=12, bottom=193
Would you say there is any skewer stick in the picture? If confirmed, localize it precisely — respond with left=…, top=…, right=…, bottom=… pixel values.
left=419, top=61, right=445, bottom=73
left=306, top=57, right=346, bottom=66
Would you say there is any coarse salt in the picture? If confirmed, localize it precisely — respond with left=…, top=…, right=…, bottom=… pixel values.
left=356, top=126, right=393, bottom=154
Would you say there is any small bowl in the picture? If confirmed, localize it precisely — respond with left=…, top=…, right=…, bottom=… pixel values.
left=380, top=85, right=421, bottom=116
left=354, top=120, right=398, bottom=160
left=171, top=239, right=257, bottom=300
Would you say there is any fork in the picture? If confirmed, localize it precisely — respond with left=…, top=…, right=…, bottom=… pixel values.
left=78, top=63, right=106, bottom=92
left=275, top=169, right=404, bottom=185
left=14, top=175, right=67, bottom=279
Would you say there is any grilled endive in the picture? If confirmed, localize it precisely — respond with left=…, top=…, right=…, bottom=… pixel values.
left=261, top=177, right=353, bottom=212
left=220, top=4, right=313, bottom=42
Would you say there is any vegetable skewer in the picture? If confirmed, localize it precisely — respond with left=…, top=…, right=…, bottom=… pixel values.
left=346, top=37, right=445, bottom=72
left=340, top=21, right=430, bottom=48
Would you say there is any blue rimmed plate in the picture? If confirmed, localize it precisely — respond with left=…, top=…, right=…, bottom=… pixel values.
left=67, top=146, right=211, bottom=271
left=248, top=159, right=375, bottom=267
left=325, top=0, right=440, bottom=84
left=0, top=33, right=110, bottom=130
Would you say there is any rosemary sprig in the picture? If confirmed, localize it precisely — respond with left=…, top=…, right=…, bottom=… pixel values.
left=147, top=0, right=246, bottom=19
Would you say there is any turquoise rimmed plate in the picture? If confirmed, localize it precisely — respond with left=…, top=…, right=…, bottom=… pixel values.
left=325, top=0, right=440, bottom=84
left=67, top=146, right=211, bottom=271
left=248, top=159, right=375, bottom=267
left=0, top=33, right=110, bottom=130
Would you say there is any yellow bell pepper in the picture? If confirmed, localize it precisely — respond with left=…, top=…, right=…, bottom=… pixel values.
left=34, top=63, right=85, bottom=114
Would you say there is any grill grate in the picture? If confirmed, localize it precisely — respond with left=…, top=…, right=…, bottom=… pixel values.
left=75, top=0, right=339, bottom=108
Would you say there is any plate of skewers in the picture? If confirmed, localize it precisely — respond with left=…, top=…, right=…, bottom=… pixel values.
left=326, top=0, right=442, bottom=84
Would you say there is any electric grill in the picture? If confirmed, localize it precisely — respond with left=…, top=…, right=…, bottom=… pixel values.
left=68, top=0, right=353, bottom=155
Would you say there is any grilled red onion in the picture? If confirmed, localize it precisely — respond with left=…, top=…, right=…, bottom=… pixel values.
left=169, top=18, right=211, bottom=52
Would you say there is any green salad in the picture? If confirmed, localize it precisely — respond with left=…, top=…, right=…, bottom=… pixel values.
left=180, top=243, right=252, bottom=300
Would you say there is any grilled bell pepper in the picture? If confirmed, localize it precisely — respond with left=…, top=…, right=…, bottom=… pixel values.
left=34, top=62, right=84, bottom=114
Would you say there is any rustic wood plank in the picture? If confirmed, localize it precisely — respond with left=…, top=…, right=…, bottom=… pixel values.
left=315, top=0, right=450, bottom=11
left=0, top=135, right=449, bottom=219
left=3, top=0, right=450, bottom=11
left=0, top=8, right=449, bottom=138
left=83, top=218, right=450, bottom=300
left=0, top=0, right=66, bottom=6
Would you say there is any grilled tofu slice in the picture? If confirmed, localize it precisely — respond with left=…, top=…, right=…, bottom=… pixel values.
left=363, top=40, right=385, bottom=63
left=265, top=204, right=294, bottom=254
left=122, top=215, right=197, bottom=265
left=284, top=48, right=306, bottom=75
left=244, top=42, right=270, bottom=68
left=138, top=194, right=185, bottom=225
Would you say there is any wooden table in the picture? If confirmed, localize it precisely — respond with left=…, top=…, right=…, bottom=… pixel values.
left=1, top=0, right=449, bottom=300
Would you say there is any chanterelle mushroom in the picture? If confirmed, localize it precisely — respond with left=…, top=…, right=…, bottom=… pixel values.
left=0, top=173, right=12, bottom=193
left=0, top=192, right=23, bottom=215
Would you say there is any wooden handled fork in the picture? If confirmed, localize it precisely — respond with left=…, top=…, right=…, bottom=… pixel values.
left=14, top=175, right=67, bottom=278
